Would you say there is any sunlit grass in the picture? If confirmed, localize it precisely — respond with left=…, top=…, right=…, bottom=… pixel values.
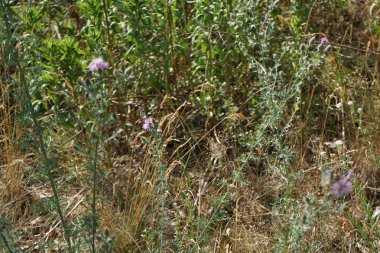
left=1, top=0, right=380, bottom=252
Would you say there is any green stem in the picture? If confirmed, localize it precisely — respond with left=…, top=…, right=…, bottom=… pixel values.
left=91, top=115, right=101, bottom=253
left=17, top=42, right=74, bottom=253
left=0, top=231, right=14, bottom=253
left=151, top=130, right=167, bottom=253
left=1, top=4, right=73, bottom=253
left=90, top=77, right=105, bottom=253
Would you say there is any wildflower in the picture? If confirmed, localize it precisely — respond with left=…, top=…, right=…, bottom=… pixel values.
left=331, top=171, right=354, bottom=198
left=320, top=36, right=329, bottom=45
left=142, top=117, right=153, bottom=131
left=343, top=171, right=354, bottom=181
left=88, top=57, right=109, bottom=72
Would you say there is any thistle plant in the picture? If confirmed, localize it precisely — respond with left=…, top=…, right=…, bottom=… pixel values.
left=331, top=171, right=355, bottom=198
left=320, top=36, right=329, bottom=45
left=1, top=0, right=380, bottom=252
left=144, top=119, right=168, bottom=252
left=86, top=56, right=110, bottom=253
left=142, top=117, right=153, bottom=132
left=0, top=2, right=74, bottom=252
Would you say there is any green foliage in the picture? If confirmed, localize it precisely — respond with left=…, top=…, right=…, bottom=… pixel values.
left=1, top=0, right=380, bottom=252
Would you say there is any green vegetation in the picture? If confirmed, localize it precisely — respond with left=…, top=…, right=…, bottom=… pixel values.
left=1, top=0, right=380, bottom=252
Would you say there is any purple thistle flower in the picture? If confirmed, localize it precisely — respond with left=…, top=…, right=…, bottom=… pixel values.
left=320, top=37, right=329, bottom=45
left=88, top=57, right=109, bottom=72
left=343, top=171, right=355, bottom=181
left=331, top=171, right=354, bottom=198
left=142, top=117, right=153, bottom=131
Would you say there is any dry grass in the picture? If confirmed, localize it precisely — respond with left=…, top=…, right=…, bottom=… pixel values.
left=0, top=71, right=25, bottom=222
left=1, top=1, right=380, bottom=252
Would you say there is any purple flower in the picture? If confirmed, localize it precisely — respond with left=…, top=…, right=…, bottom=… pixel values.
left=142, top=117, right=153, bottom=131
left=343, top=171, right=354, bottom=181
left=88, top=57, right=109, bottom=72
left=331, top=171, right=354, bottom=198
left=320, top=37, right=329, bottom=45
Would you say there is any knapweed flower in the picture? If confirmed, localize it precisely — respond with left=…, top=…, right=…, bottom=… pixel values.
left=88, top=57, right=109, bottom=72
left=320, top=36, right=329, bottom=45
left=142, top=117, right=153, bottom=131
left=331, top=171, right=354, bottom=198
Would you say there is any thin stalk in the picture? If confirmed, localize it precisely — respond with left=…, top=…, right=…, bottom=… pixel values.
left=89, top=76, right=105, bottom=253
left=189, top=193, right=229, bottom=252
left=0, top=231, right=14, bottom=253
left=151, top=130, right=167, bottom=253
left=16, top=41, right=74, bottom=253
left=158, top=170, right=166, bottom=253
left=91, top=116, right=101, bottom=253
left=1, top=4, right=73, bottom=253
